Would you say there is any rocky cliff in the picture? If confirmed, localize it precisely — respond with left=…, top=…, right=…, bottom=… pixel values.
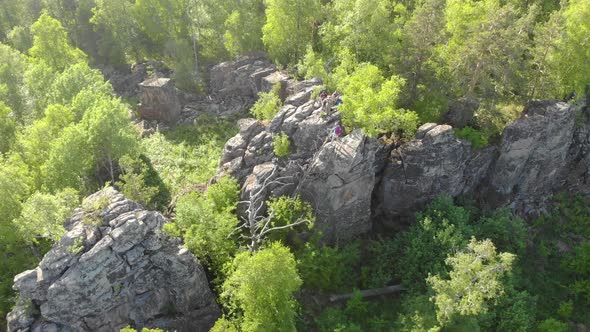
left=7, top=188, right=219, bottom=332
left=216, top=57, right=589, bottom=241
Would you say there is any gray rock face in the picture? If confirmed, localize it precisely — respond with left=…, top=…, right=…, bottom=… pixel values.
left=216, top=73, right=581, bottom=238
left=376, top=124, right=494, bottom=222
left=486, top=101, right=576, bottom=214
left=443, top=97, right=478, bottom=128
left=217, top=79, right=330, bottom=184
left=8, top=188, right=219, bottom=332
left=138, top=78, right=181, bottom=123
left=217, top=78, right=389, bottom=242
left=298, top=130, right=389, bottom=242
left=209, top=54, right=280, bottom=99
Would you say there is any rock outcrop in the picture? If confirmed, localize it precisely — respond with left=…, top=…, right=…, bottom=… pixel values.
left=209, top=54, right=280, bottom=100
left=217, top=74, right=583, bottom=239
left=298, top=130, right=390, bottom=242
left=138, top=77, right=181, bottom=123
left=484, top=100, right=577, bottom=214
left=217, top=76, right=395, bottom=242
left=7, top=188, right=219, bottom=332
left=376, top=124, right=494, bottom=223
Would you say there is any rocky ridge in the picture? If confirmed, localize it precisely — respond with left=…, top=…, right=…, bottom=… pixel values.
left=215, top=57, right=589, bottom=240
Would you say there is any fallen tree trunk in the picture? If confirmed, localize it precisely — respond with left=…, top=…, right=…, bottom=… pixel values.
left=329, top=284, right=406, bottom=302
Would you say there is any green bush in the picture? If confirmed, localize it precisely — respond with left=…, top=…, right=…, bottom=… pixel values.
left=266, top=195, right=314, bottom=244
left=164, top=176, right=240, bottom=273
left=474, top=103, right=523, bottom=139
left=455, top=126, right=489, bottom=149
left=251, top=83, right=282, bottom=121
left=396, top=195, right=472, bottom=291
left=115, top=155, right=159, bottom=209
left=297, top=239, right=361, bottom=292
left=272, top=133, right=291, bottom=157
left=537, top=318, right=569, bottom=332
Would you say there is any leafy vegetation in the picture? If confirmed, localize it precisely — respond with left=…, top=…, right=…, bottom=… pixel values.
left=250, top=83, right=282, bottom=121
left=0, top=0, right=589, bottom=330
left=272, top=133, right=291, bottom=157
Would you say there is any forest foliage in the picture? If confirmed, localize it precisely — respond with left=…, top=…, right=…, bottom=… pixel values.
left=0, top=0, right=589, bottom=331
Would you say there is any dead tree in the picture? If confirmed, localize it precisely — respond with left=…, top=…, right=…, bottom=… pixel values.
left=235, top=165, right=312, bottom=252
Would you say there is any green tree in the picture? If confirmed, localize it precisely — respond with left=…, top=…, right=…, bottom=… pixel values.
left=48, top=63, right=113, bottom=113
left=19, top=104, right=76, bottom=188
left=563, top=242, right=590, bottom=301
left=427, top=238, right=516, bottom=325
left=13, top=189, right=78, bottom=244
left=442, top=0, right=536, bottom=101
left=550, top=0, right=590, bottom=96
left=24, top=61, right=58, bottom=119
left=262, top=0, right=320, bottom=64
left=0, top=155, right=35, bottom=321
left=336, top=62, right=419, bottom=138
left=91, top=0, right=140, bottom=67
left=394, top=0, right=448, bottom=122
left=133, top=0, right=228, bottom=90
left=529, top=11, right=564, bottom=99
left=0, top=102, right=16, bottom=154
left=29, top=12, right=86, bottom=72
left=6, top=25, right=34, bottom=52
left=220, top=242, right=302, bottom=331
left=43, top=96, right=138, bottom=192
left=322, top=0, right=404, bottom=68
left=396, top=195, right=472, bottom=291
left=0, top=43, right=27, bottom=122
left=224, top=0, right=265, bottom=57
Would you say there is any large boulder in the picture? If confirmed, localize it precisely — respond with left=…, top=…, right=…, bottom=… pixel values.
left=376, top=123, right=494, bottom=223
left=297, top=130, right=390, bottom=242
left=7, top=188, right=219, bottom=332
left=209, top=54, right=281, bottom=99
left=443, top=97, right=478, bottom=128
left=137, top=77, right=181, bottom=123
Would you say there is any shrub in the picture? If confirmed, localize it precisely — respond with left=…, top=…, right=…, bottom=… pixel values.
left=220, top=242, right=302, bottom=331
left=165, top=176, right=240, bottom=273
left=272, top=133, right=291, bottom=157
left=474, top=103, right=523, bottom=139
left=297, top=239, right=361, bottom=292
left=537, top=319, right=569, bottom=332
left=251, top=83, right=282, bottom=121
left=455, top=126, right=489, bottom=149
left=115, top=155, right=159, bottom=209
left=266, top=195, right=314, bottom=244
